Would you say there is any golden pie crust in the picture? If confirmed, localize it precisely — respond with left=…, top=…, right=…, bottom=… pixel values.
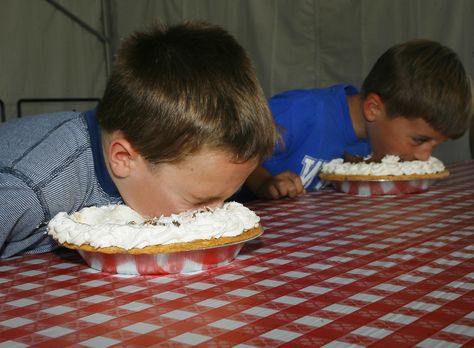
left=61, top=224, right=263, bottom=255
left=319, top=169, right=450, bottom=182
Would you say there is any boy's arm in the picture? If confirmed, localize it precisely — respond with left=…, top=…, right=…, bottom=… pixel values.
left=245, top=166, right=305, bottom=200
left=0, top=173, right=51, bottom=258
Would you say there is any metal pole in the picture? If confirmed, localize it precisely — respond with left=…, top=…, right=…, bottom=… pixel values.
left=100, top=0, right=114, bottom=78
left=44, top=0, right=109, bottom=44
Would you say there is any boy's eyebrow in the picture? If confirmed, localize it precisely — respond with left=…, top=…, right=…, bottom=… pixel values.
left=411, top=131, right=436, bottom=139
left=413, top=135, right=432, bottom=140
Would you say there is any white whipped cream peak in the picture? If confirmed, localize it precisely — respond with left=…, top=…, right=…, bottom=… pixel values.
left=321, top=155, right=445, bottom=176
left=48, top=202, right=260, bottom=250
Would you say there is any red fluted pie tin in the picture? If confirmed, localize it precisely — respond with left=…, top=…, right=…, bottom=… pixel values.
left=76, top=233, right=262, bottom=275
left=320, top=171, right=449, bottom=197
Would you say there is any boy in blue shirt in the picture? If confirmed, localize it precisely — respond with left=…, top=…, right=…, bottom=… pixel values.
left=239, top=39, right=473, bottom=201
left=0, top=22, right=277, bottom=258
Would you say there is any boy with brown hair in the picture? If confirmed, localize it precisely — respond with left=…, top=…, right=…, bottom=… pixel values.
left=236, top=39, right=473, bottom=201
left=0, top=21, right=277, bottom=258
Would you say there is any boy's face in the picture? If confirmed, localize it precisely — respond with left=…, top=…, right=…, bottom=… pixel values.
left=367, top=114, right=447, bottom=161
left=363, top=94, right=447, bottom=161
left=121, top=149, right=259, bottom=218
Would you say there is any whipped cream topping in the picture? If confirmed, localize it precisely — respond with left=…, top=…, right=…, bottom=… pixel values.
left=321, top=155, right=446, bottom=176
left=48, top=202, right=260, bottom=250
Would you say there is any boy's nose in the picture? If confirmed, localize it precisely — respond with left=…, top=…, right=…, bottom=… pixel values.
left=413, top=148, right=432, bottom=161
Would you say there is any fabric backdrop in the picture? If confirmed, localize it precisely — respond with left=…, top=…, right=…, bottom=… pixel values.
left=1, top=0, right=473, bottom=162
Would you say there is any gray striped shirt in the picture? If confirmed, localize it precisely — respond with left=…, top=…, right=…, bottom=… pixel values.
left=0, top=111, right=122, bottom=258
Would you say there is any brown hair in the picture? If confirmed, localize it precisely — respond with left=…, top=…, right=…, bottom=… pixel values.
left=97, top=21, right=277, bottom=163
left=361, top=39, right=473, bottom=139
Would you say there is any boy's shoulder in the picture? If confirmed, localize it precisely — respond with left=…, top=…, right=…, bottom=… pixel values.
left=0, top=111, right=84, bottom=140
left=0, top=111, right=102, bottom=215
left=270, top=84, right=358, bottom=100
left=269, top=84, right=358, bottom=117
left=0, top=111, right=90, bottom=172
left=271, top=84, right=359, bottom=98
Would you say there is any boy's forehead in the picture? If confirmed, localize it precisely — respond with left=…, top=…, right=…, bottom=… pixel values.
left=168, top=150, right=257, bottom=196
left=391, top=116, right=443, bottom=136
left=407, top=117, right=447, bottom=139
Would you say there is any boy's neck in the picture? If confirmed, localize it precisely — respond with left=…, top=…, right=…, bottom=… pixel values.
left=347, top=94, right=367, bottom=139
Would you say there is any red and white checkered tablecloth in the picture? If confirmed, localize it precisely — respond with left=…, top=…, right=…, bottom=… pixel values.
left=1, top=161, right=473, bottom=347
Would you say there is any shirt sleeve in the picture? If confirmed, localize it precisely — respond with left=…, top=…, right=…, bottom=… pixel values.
left=0, top=172, right=53, bottom=258
left=269, top=89, right=318, bottom=156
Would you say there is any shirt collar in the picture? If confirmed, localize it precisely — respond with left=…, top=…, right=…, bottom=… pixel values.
left=84, top=109, right=121, bottom=198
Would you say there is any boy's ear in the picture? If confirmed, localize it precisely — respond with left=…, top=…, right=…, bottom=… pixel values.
left=363, top=93, right=385, bottom=122
left=107, top=136, right=138, bottom=178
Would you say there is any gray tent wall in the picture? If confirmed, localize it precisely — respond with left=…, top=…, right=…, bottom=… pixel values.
left=1, top=0, right=473, bottom=162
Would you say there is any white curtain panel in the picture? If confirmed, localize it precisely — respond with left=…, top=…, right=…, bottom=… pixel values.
left=113, top=0, right=473, bottom=94
left=112, top=0, right=474, bottom=162
left=1, top=0, right=473, bottom=160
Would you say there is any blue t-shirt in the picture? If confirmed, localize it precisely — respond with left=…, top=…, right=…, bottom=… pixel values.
left=231, top=84, right=370, bottom=202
